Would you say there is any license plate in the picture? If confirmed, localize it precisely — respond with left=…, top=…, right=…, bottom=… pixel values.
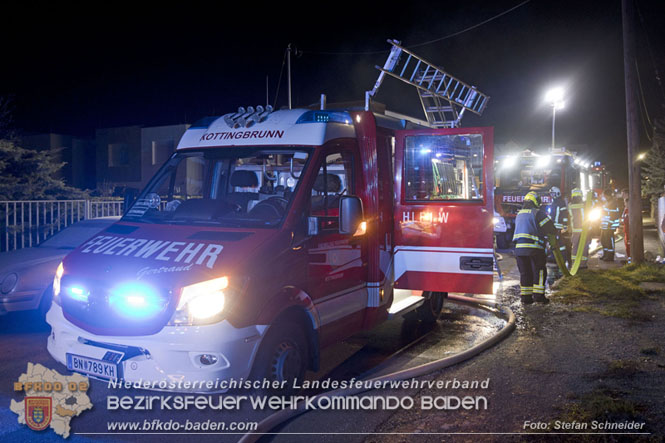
left=66, top=353, right=120, bottom=380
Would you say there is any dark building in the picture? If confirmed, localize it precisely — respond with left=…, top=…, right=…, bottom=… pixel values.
left=19, top=133, right=96, bottom=190
left=95, top=124, right=189, bottom=194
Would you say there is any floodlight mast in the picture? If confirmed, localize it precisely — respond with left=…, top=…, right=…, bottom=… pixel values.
left=366, top=39, right=490, bottom=128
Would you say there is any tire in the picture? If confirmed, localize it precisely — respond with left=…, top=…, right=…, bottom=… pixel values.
left=250, top=322, right=308, bottom=393
left=416, top=291, right=445, bottom=323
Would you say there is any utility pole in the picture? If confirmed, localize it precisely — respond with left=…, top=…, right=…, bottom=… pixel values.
left=623, top=0, right=644, bottom=263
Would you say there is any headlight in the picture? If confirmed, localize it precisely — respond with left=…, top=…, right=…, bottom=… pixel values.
left=0, top=272, right=18, bottom=294
left=52, top=262, right=64, bottom=305
left=588, top=208, right=602, bottom=222
left=492, top=217, right=499, bottom=225
left=169, top=276, right=228, bottom=326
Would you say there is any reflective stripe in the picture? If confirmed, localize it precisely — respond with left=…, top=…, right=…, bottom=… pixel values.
left=539, top=216, right=551, bottom=227
left=514, top=233, right=541, bottom=241
left=515, top=243, right=544, bottom=249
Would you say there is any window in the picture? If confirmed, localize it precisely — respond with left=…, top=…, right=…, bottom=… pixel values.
left=404, top=134, right=483, bottom=202
left=151, top=140, right=175, bottom=165
left=108, top=143, right=130, bottom=167
left=124, top=148, right=310, bottom=228
left=310, top=150, right=355, bottom=231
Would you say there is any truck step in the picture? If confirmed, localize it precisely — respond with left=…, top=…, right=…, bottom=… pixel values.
left=388, top=290, right=425, bottom=316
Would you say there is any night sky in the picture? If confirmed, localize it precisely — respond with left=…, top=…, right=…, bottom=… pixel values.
left=2, top=1, right=664, bottom=186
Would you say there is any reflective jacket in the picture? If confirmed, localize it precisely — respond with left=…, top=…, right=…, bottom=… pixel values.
left=569, top=197, right=585, bottom=233
left=513, top=205, right=557, bottom=255
left=601, top=198, right=621, bottom=230
left=549, top=196, right=569, bottom=231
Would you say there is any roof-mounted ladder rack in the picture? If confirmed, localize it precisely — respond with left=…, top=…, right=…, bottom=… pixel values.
left=366, top=39, right=490, bottom=128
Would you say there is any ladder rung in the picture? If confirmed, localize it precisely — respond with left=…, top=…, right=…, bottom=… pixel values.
left=425, top=106, right=454, bottom=112
left=409, top=60, right=422, bottom=83
left=399, top=54, right=412, bottom=78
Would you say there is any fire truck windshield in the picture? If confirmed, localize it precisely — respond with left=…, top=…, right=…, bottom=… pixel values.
left=123, top=147, right=310, bottom=227
left=496, top=156, right=562, bottom=190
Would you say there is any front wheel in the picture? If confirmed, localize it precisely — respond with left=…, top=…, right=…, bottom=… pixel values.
left=416, top=291, right=446, bottom=323
left=250, top=322, right=308, bottom=393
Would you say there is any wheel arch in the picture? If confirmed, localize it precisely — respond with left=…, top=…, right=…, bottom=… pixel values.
left=257, top=287, right=321, bottom=372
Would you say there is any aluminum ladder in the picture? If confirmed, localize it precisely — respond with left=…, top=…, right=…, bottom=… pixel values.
left=367, top=39, right=490, bottom=128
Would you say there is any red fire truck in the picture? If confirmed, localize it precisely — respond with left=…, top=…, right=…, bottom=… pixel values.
left=588, top=161, right=612, bottom=197
left=493, top=148, right=582, bottom=248
left=46, top=106, right=495, bottom=387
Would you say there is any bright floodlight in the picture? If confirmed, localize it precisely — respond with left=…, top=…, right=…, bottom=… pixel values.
left=536, top=155, right=551, bottom=168
left=545, top=87, right=565, bottom=104
left=503, top=156, right=517, bottom=168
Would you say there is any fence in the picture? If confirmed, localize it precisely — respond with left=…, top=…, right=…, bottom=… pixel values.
left=1, top=199, right=124, bottom=252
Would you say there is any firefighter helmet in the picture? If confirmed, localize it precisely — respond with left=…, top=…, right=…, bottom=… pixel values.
left=524, top=191, right=541, bottom=208
left=549, top=186, right=561, bottom=198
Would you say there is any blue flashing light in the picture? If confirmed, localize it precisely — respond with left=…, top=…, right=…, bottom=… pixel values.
left=295, top=111, right=352, bottom=125
left=108, top=282, right=164, bottom=319
left=66, top=285, right=89, bottom=302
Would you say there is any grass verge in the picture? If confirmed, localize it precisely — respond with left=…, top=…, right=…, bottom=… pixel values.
left=551, top=264, right=665, bottom=320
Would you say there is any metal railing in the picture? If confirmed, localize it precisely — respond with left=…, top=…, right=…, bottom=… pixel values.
left=1, top=199, right=124, bottom=252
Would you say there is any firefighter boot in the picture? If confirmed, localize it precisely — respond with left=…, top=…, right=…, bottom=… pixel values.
left=520, top=287, right=533, bottom=304
left=521, top=294, right=533, bottom=304
left=533, top=293, right=550, bottom=304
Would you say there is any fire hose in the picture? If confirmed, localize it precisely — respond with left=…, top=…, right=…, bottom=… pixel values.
left=548, top=191, right=595, bottom=277
left=238, top=294, right=515, bottom=443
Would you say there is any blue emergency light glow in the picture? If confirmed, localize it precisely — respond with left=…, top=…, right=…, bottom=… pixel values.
left=108, top=282, right=163, bottom=319
left=66, top=285, right=89, bottom=302
left=295, top=111, right=352, bottom=125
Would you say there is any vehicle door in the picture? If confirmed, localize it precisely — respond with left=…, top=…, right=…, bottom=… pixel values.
left=393, top=127, right=494, bottom=294
left=305, top=145, right=366, bottom=343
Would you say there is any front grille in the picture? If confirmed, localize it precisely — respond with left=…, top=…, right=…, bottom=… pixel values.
left=61, top=276, right=175, bottom=336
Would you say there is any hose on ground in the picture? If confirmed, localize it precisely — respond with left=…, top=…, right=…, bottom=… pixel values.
left=237, top=294, right=516, bottom=443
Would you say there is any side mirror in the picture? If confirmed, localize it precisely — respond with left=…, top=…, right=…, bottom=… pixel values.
left=339, top=195, right=364, bottom=235
left=123, top=188, right=139, bottom=215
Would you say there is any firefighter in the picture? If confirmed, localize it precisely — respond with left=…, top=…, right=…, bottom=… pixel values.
left=513, top=191, right=557, bottom=304
left=600, top=189, right=621, bottom=261
left=569, top=188, right=589, bottom=268
left=549, top=186, right=571, bottom=265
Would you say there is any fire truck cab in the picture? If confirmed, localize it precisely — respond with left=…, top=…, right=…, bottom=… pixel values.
left=493, top=148, right=581, bottom=249
left=46, top=106, right=494, bottom=388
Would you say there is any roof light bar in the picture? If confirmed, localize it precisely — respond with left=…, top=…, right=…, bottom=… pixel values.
left=295, top=110, right=352, bottom=125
